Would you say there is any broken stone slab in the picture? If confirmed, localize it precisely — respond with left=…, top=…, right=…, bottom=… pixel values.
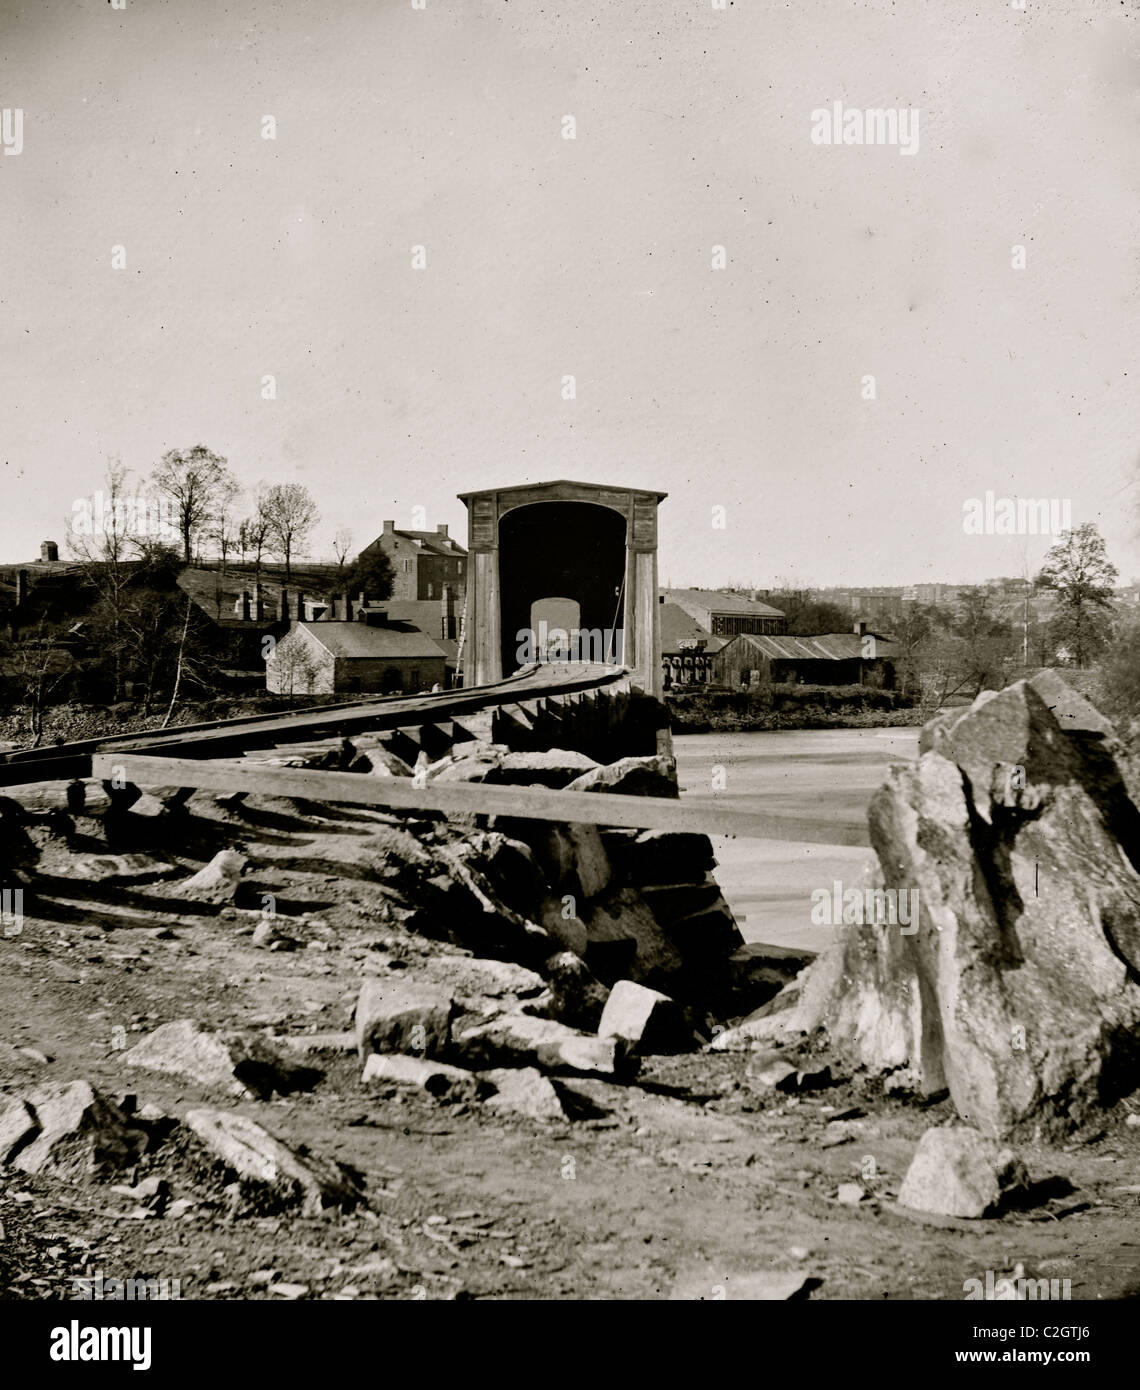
left=598, top=980, right=690, bottom=1054
left=487, top=750, right=600, bottom=789
left=564, top=755, right=678, bottom=799
left=614, top=830, right=716, bottom=880
left=279, top=1031, right=356, bottom=1055
left=182, top=1108, right=361, bottom=1216
left=0, top=1096, right=39, bottom=1164
left=431, top=955, right=546, bottom=1001
left=728, top=942, right=818, bottom=1013
left=583, top=885, right=684, bottom=984
left=362, top=1053, right=481, bottom=1101
left=539, top=896, right=589, bottom=958
left=523, top=821, right=612, bottom=898
left=897, top=1126, right=1030, bottom=1219
left=355, top=978, right=454, bottom=1060
left=11, top=1080, right=145, bottom=1176
left=121, top=1019, right=309, bottom=1100
left=484, top=1067, right=569, bottom=1121
left=670, top=1267, right=817, bottom=1301
left=70, top=852, right=179, bottom=883
left=454, top=1012, right=630, bottom=1079
left=171, top=850, right=248, bottom=903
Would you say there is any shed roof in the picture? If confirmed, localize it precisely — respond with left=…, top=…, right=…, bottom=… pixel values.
left=663, top=588, right=786, bottom=619
left=719, top=632, right=899, bottom=661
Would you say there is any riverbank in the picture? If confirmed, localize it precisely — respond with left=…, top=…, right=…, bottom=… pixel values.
left=665, top=684, right=926, bottom=734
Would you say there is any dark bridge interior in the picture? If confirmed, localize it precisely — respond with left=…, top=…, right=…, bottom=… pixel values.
left=498, top=501, right=627, bottom=674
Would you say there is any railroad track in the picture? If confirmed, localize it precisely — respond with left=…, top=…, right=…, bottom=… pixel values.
left=0, top=663, right=657, bottom=788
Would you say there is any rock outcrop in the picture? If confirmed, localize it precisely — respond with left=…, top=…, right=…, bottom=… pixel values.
left=744, top=678, right=1140, bottom=1139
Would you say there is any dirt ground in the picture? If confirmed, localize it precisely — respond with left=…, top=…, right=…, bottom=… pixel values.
left=2, top=782, right=1139, bottom=1302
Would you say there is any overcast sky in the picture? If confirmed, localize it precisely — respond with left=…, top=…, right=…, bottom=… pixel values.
left=2, top=0, right=1138, bottom=587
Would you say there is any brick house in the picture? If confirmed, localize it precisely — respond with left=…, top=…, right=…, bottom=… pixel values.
left=359, top=522, right=467, bottom=603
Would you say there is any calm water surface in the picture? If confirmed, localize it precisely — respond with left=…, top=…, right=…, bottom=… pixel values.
left=673, top=727, right=919, bottom=951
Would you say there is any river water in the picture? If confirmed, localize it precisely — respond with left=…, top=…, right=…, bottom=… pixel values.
left=673, top=727, right=919, bottom=952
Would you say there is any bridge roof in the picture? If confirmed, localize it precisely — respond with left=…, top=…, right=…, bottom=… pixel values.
left=458, top=480, right=667, bottom=504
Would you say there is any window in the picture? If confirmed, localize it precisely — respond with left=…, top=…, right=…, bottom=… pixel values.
left=403, top=559, right=411, bottom=573
left=427, top=583, right=434, bottom=599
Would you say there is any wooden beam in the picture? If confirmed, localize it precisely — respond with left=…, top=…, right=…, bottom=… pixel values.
left=89, top=753, right=867, bottom=846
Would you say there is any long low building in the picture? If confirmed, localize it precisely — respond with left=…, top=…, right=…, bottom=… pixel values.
left=711, top=624, right=899, bottom=688
left=266, top=609, right=448, bottom=696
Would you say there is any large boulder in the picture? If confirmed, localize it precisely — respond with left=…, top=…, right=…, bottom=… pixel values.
left=897, top=1126, right=1029, bottom=1218
left=756, top=680, right=1140, bottom=1138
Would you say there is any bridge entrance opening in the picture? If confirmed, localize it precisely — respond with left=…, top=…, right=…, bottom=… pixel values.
left=498, top=501, right=626, bottom=675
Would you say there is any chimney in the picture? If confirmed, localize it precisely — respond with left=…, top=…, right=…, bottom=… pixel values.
left=382, top=521, right=395, bottom=536
left=15, top=570, right=28, bottom=607
left=280, top=587, right=290, bottom=623
left=344, top=592, right=353, bottom=622
left=436, top=523, right=448, bottom=538
left=750, top=589, right=757, bottom=602
left=240, top=590, right=251, bottom=622
left=39, top=540, right=59, bottom=563
left=296, top=590, right=307, bottom=621
left=251, top=582, right=264, bottom=622
left=440, top=583, right=455, bottom=640
left=357, top=591, right=366, bottom=610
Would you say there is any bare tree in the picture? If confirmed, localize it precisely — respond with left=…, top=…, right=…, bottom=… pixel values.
left=67, top=461, right=142, bottom=702
left=332, top=526, right=354, bottom=570
left=151, top=445, right=239, bottom=565
left=7, top=619, right=71, bottom=747
left=262, top=483, right=319, bottom=580
left=237, top=484, right=274, bottom=582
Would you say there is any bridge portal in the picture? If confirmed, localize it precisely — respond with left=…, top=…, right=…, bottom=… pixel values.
left=458, top=480, right=666, bottom=695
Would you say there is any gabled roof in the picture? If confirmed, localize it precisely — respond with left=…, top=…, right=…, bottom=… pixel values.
left=370, top=530, right=467, bottom=557
left=297, top=621, right=447, bottom=661
left=718, top=632, right=899, bottom=661
left=663, top=588, right=786, bottom=619
left=659, top=603, right=728, bottom=654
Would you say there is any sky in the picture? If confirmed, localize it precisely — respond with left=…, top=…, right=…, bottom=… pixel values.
left=1, top=0, right=1138, bottom=588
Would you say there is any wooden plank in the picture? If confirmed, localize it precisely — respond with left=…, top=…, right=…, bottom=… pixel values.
left=89, top=753, right=867, bottom=846
left=0, top=754, right=92, bottom=788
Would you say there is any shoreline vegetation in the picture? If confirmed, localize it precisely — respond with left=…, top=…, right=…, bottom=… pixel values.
left=665, top=682, right=928, bottom=734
